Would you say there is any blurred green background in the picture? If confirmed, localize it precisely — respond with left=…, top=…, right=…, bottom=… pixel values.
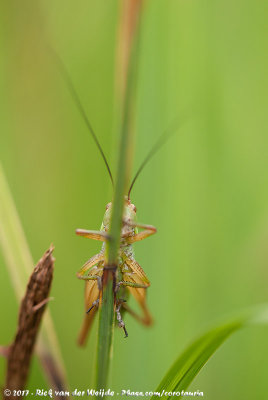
left=1, top=0, right=268, bottom=398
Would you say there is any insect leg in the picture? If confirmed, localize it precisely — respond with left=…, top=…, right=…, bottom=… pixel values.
left=117, top=280, right=149, bottom=289
left=86, top=299, right=99, bottom=314
left=78, top=273, right=102, bottom=281
left=116, top=300, right=128, bottom=338
left=76, top=229, right=109, bottom=241
left=122, top=302, right=151, bottom=326
left=123, top=222, right=157, bottom=244
left=76, top=252, right=104, bottom=279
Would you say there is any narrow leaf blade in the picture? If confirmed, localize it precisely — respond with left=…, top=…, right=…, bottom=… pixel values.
left=152, top=307, right=268, bottom=399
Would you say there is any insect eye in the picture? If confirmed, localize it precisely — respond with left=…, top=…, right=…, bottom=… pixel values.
left=106, top=202, right=111, bottom=210
left=133, top=205, right=137, bottom=213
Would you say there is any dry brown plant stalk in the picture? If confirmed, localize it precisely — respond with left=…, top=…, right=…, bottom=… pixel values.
left=4, top=246, right=55, bottom=398
left=116, top=0, right=144, bottom=100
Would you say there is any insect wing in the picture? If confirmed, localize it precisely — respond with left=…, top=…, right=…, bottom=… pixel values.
left=123, top=275, right=153, bottom=326
left=123, top=256, right=152, bottom=325
left=77, top=265, right=103, bottom=346
left=124, top=256, right=150, bottom=285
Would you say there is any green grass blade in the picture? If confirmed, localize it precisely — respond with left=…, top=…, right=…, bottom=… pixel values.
left=152, top=306, right=268, bottom=399
left=0, top=163, right=68, bottom=390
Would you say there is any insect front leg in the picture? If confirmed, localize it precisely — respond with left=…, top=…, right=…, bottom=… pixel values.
left=76, top=229, right=109, bottom=241
left=123, top=221, right=157, bottom=244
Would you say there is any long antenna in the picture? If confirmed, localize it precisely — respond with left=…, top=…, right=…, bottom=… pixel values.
left=128, top=116, right=187, bottom=199
left=51, top=50, right=114, bottom=187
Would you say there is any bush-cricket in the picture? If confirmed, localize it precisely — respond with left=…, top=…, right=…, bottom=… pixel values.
left=56, top=57, right=181, bottom=345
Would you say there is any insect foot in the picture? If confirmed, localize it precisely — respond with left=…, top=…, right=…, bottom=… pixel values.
left=86, top=299, right=99, bottom=314
left=115, top=281, right=123, bottom=293
left=116, top=301, right=128, bottom=338
left=97, top=276, right=102, bottom=291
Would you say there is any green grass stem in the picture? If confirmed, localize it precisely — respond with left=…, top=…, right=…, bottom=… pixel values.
left=95, top=4, right=143, bottom=391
